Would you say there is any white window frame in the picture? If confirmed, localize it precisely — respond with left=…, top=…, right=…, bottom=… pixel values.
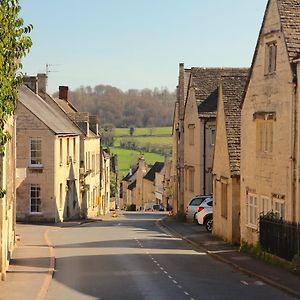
left=247, top=193, right=258, bottom=229
left=260, top=196, right=270, bottom=215
left=30, top=138, right=42, bottom=167
left=29, top=184, right=42, bottom=214
left=273, top=198, right=285, bottom=220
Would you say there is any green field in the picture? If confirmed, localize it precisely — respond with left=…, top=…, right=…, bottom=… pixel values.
left=111, top=127, right=172, bottom=177
left=115, top=136, right=172, bottom=147
left=114, top=127, right=172, bottom=137
left=110, top=147, right=165, bottom=176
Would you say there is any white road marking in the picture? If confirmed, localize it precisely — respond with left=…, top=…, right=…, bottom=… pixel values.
left=241, top=280, right=249, bottom=286
left=168, top=275, right=173, bottom=279
left=172, top=280, right=178, bottom=284
left=254, top=281, right=265, bottom=286
left=177, top=285, right=182, bottom=289
left=164, top=271, right=168, bottom=274
left=184, top=291, right=189, bottom=296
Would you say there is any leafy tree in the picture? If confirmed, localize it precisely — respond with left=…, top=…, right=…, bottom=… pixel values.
left=129, top=126, right=135, bottom=136
left=0, top=0, right=32, bottom=197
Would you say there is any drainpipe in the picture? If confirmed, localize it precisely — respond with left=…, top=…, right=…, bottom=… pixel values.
left=203, top=119, right=207, bottom=195
left=292, top=80, right=297, bottom=223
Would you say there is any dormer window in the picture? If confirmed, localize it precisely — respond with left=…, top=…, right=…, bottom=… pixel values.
left=265, top=42, right=277, bottom=74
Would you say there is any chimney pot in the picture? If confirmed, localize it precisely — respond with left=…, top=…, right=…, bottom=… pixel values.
left=23, top=76, right=38, bottom=94
left=59, top=86, right=69, bottom=101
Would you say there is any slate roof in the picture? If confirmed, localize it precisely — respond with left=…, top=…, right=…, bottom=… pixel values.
left=186, top=68, right=248, bottom=117
left=18, top=86, right=81, bottom=135
left=144, top=162, right=164, bottom=182
left=123, top=166, right=138, bottom=182
left=277, top=0, right=300, bottom=61
left=54, top=97, right=98, bottom=137
left=128, top=180, right=136, bottom=190
left=221, top=75, right=248, bottom=176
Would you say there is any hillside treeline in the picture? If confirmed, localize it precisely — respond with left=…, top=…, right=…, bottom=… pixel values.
left=67, top=85, right=176, bottom=127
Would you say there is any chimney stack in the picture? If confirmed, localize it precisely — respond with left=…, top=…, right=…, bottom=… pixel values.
left=59, top=86, right=69, bottom=101
left=37, top=73, right=48, bottom=95
left=23, top=76, right=38, bottom=94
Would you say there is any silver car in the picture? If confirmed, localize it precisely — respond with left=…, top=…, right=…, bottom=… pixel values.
left=185, top=195, right=212, bottom=221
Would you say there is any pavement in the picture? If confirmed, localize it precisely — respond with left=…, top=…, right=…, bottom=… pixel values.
left=159, top=216, right=300, bottom=299
left=0, top=211, right=299, bottom=299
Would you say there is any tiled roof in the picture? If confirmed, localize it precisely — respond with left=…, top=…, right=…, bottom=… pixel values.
left=18, top=86, right=81, bottom=135
left=277, top=0, right=300, bottom=61
left=144, top=162, right=164, bottom=182
left=187, top=68, right=248, bottom=116
left=128, top=180, right=136, bottom=190
left=221, top=75, right=248, bottom=176
left=122, top=166, right=138, bottom=182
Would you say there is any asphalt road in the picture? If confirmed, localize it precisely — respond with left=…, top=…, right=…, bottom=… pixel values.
left=46, top=212, right=295, bottom=300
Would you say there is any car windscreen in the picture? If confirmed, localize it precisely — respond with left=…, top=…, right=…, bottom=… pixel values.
left=190, top=197, right=207, bottom=206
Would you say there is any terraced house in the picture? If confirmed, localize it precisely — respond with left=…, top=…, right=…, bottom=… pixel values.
left=212, top=74, right=248, bottom=244
left=174, top=64, right=248, bottom=212
left=16, top=79, right=82, bottom=222
left=241, top=0, right=300, bottom=244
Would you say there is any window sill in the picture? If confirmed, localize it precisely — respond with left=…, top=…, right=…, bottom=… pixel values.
left=29, top=212, right=43, bottom=215
left=246, top=224, right=258, bottom=231
left=28, top=164, right=43, bottom=169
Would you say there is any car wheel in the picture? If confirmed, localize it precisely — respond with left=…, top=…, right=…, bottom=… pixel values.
left=205, top=218, right=213, bottom=232
left=193, top=213, right=198, bottom=224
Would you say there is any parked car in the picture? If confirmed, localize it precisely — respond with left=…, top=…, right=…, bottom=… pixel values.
left=185, top=195, right=212, bottom=221
left=196, top=197, right=213, bottom=232
left=152, top=204, right=164, bottom=211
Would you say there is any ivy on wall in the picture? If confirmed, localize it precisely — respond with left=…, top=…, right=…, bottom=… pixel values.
left=0, top=0, right=32, bottom=197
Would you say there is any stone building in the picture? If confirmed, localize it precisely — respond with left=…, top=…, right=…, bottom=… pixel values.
left=50, top=85, right=102, bottom=218
left=16, top=83, right=82, bottom=222
left=212, top=74, right=248, bottom=244
left=143, top=162, right=164, bottom=209
left=0, top=115, right=16, bottom=280
left=174, top=65, right=248, bottom=211
left=241, top=0, right=300, bottom=244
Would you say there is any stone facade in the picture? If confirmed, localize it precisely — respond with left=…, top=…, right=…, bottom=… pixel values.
left=241, top=0, right=300, bottom=244
left=213, top=75, right=248, bottom=244
left=16, top=85, right=82, bottom=222
left=0, top=115, right=16, bottom=280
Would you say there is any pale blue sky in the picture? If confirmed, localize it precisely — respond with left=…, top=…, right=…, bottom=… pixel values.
left=20, top=0, right=268, bottom=93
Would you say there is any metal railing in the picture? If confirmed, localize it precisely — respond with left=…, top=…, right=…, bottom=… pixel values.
left=259, top=215, right=300, bottom=261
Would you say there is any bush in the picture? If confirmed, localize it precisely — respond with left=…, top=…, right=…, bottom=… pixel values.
left=292, top=254, right=300, bottom=272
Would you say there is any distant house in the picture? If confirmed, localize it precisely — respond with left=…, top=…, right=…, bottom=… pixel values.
left=16, top=79, right=82, bottom=222
left=121, top=166, right=138, bottom=208
left=0, top=115, right=16, bottom=280
left=241, top=0, right=300, bottom=244
left=143, top=162, right=164, bottom=209
left=134, top=158, right=148, bottom=210
left=212, top=74, right=248, bottom=244
left=181, top=66, right=248, bottom=211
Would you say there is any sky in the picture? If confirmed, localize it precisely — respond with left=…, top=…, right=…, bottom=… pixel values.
left=20, top=0, right=268, bottom=94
